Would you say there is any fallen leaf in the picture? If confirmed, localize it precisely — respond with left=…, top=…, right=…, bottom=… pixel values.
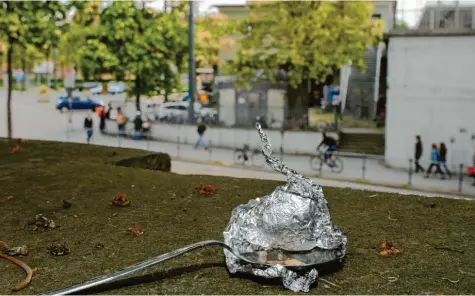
left=127, top=225, right=144, bottom=236
left=379, top=240, right=401, bottom=257
left=7, top=195, right=13, bottom=200
left=10, top=145, right=21, bottom=153
left=112, top=192, right=130, bottom=206
left=196, top=184, right=217, bottom=195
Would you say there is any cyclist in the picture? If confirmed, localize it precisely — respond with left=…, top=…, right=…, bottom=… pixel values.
left=317, top=132, right=338, bottom=165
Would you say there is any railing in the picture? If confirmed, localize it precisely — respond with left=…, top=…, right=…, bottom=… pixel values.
left=396, top=4, right=475, bottom=30
left=97, top=120, right=475, bottom=197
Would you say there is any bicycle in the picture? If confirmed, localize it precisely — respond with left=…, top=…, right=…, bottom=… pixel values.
left=233, top=144, right=264, bottom=167
left=309, top=149, right=344, bottom=173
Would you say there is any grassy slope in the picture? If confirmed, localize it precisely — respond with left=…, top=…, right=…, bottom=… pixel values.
left=0, top=139, right=474, bottom=295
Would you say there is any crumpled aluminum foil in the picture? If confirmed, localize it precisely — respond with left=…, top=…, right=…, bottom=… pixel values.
left=223, top=123, right=347, bottom=292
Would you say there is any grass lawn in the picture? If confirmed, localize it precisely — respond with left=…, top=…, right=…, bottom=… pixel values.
left=1, top=139, right=474, bottom=295
left=309, top=110, right=379, bottom=130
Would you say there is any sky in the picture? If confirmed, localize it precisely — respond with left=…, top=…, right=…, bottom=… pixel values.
left=146, top=0, right=475, bottom=27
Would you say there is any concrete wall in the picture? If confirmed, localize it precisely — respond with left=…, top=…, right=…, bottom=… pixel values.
left=386, top=35, right=475, bottom=169
left=113, top=121, right=338, bottom=155
left=374, top=1, right=396, bottom=33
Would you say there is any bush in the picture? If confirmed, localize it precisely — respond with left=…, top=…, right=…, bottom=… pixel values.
left=38, top=85, right=50, bottom=95
left=115, top=153, right=171, bottom=172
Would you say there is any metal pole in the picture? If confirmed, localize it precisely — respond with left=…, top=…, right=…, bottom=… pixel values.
left=66, top=117, right=70, bottom=141
left=280, top=131, right=284, bottom=161
left=187, top=1, right=196, bottom=123
left=177, top=136, right=181, bottom=158
left=362, top=154, right=367, bottom=179
left=208, top=140, right=212, bottom=161
left=52, top=48, right=57, bottom=89
left=408, top=158, right=413, bottom=185
left=458, top=163, right=464, bottom=193
left=146, top=131, right=150, bottom=151
left=319, top=151, right=324, bottom=175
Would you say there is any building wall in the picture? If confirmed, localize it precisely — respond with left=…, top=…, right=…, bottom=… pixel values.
left=385, top=35, right=475, bottom=169
left=109, top=120, right=338, bottom=155
left=374, top=1, right=396, bottom=33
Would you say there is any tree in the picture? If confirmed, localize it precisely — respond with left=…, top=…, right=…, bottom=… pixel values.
left=79, top=1, right=187, bottom=110
left=229, top=1, right=382, bottom=113
left=11, top=43, right=45, bottom=89
left=58, top=1, right=101, bottom=78
left=0, top=1, right=65, bottom=138
left=195, top=13, right=236, bottom=70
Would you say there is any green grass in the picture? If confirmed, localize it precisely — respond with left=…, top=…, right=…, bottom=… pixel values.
left=309, top=110, right=379, bottom=130
left=1, top=139, right=475, bottom=294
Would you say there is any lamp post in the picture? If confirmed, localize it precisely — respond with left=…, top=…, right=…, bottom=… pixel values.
left=187, top=0, right=196, bottom=123
left=52, top=48, right=57, bottom=89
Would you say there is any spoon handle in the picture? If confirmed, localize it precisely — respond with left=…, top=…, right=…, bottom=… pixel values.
left=41, top=240, right=232, bottom=295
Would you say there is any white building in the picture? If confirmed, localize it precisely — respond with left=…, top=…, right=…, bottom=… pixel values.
left=385, top=30, right=475, bottom=169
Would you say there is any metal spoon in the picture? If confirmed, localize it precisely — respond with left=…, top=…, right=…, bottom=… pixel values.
left=41, top=240, right=259, bottom=296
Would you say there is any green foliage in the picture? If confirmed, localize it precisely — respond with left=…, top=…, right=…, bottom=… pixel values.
left=195, top=13, right=236, bottom=69
left=396, top=20, right=410, bottom=30
left=77, top=39, right=119, bottom=79
left=57, top=1, right=100, bottom=73
left=0, top=1, right=66, bottom=138
left=11, top=43, right=45, bottom=71
left=77, top=1, right=187, bottom=103
left=229, top=1, right=383, bottom=88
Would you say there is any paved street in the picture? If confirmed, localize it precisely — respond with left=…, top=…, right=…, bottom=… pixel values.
left=1, top=88, right=475, bottom=199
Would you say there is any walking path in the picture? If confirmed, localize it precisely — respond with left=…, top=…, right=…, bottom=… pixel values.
left=1, top=88, right=474, bottom=199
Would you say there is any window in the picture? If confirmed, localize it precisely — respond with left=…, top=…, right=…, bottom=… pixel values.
left=372, top=14, right=382, bottom=20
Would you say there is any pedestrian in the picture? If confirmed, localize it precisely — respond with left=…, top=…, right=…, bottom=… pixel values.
left=97, top=105, right=106, bottom=133
left=142, top=117, right=152, bottom=134
left=84, top=112, right=93, bottom=144
left=116, top=107, right=127, bottom=137
left=424, top=143, right=445, bottom=179
left=439, top=142, right=452, bottom=178
left=105, top=103, right=112, bottom=119
left=195, top=120, right=207, bottom=149
left=414, top=135, right=425, bottom=173
left=133, top=110, right=143, bottom=140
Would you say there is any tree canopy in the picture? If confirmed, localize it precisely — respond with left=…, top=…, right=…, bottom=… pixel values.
left=77, top=1, right=187, bottom=108
left=195, top=13, right=236, bottom=69
left=229, top=1, right=383, bottom=88
left=0, top=1, right=66, bottom=138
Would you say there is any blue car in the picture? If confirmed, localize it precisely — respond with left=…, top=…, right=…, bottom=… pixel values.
left=56, top=96, right=103, bottom=112
left=91, top=82, right=126, bottom=95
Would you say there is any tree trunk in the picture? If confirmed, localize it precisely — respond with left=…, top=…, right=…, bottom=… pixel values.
left=135, top=75, right=141, bottom=111
left=7, top=40, right=14, bottom=139
left=21, top=48, right=27, bottom=90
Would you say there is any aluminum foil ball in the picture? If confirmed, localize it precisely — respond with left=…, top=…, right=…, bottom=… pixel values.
left=223, top=123, right=347, bottom=292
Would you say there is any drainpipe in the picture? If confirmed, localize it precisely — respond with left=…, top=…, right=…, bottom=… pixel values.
left=455, top=1, right=460, bottom=29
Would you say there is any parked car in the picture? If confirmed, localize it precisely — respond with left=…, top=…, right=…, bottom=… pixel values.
left=199, top=106, right=218, bottom=124
left=56, top=96, right=103, bottom=112
left=91, top=81, right=127, bottom=95
left=78, top=82, right=99, bottom=92
left=156, top=101, right=201, bottom=123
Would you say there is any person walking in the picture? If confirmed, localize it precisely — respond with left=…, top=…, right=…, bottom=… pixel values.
left=116, top=107, right=127, bottom=137
left=424, top=143, right=445, bottom=179
left=97, top=105, right=106, bottom=133
left=414, top=135, right=425, bottom=173
left=105, top=103, right=113, bottom=119
left=439, top=142, right=452, bottom=178
left=84, top=112, right=93, bottom=144
left=133, top=111, right=143, bottom=140
left=195, top=120, right=207, bottom=149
